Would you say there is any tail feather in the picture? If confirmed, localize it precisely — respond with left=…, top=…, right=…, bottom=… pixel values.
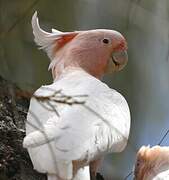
left=47, top=166, right=90, bottom=180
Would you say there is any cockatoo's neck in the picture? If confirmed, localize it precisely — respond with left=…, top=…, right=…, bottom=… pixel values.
left=53, top=66, right=103, bottom=82
left=53, top=67, right=93, bottom=82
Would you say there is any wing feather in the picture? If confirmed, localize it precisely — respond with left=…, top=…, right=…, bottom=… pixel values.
left=24, top=71, right=130, bottom=175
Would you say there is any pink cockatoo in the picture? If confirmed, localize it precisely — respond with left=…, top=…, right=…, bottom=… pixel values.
left=134, top=146, right=169, bottom=180
left=23, top=12, right=130, bottom=180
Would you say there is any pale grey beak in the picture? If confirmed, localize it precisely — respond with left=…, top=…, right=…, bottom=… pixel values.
left=112, top=50, right=128, bottom=67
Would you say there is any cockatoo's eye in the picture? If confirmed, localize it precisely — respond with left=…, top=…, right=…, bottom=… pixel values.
left=102, top=38, right=109, bottom=44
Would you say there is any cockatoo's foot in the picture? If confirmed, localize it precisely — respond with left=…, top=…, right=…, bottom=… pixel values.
left=96, top=173, right=104, bottom=180
left=90, top=159, right=103, bottom=180
left=90, top=172, right=104, bottom=180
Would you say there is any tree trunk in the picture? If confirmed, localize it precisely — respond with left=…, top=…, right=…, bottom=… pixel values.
left=0, top=76, right=46, bottom=180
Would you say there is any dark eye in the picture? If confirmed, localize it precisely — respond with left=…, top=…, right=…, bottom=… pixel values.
left=102, top=38, right=109, bottom=44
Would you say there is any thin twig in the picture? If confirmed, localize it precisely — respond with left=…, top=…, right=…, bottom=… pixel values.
left=124, top=170, right=133, bottom=180
left=46, top=101, right=60, bottom=117
left=158, top=129, right=169, bottom=145
left=16, top=89, right=87, bottom=105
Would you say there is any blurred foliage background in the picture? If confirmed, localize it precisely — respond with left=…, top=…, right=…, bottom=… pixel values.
left=0, top=0, right=169, bottom=179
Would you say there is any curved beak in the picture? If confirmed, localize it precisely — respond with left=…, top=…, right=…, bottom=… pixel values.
left=112, top=50, right=128, bottom=71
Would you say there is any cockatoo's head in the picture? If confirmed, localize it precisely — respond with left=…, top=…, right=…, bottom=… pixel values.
left=134, top=145, right=169, bottom=180
left=32, top=12, right=128, bottom=79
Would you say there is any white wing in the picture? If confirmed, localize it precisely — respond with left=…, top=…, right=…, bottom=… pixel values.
left=23, top=70, right=130, bottom=177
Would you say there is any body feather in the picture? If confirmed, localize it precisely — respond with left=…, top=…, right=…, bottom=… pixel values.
left=24, top=70, right=130, bottom=179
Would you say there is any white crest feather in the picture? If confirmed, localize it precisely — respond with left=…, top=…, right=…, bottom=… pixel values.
left=52, top=28, right=63, bottom=34
left=32, top=11, right=63, bottom=60
left=32, top=12, right=79, bottom=71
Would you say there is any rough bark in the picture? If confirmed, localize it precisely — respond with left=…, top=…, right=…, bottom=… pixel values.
left=0, top=76, right=46, bottom=180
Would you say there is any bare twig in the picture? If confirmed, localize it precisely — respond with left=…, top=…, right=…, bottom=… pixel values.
left=158, top=129, right=169, bottom=145
left=15, top=89, right=87, bottom=106
left=124, top=170, right=133, bottom=180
